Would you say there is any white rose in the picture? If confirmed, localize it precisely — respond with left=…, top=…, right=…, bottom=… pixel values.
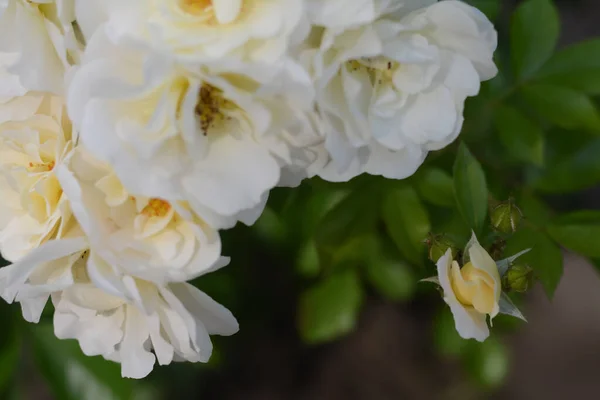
left=306, top=0, right=393, bottom=30
left=0, top=0, right=81, bottom=93
left=52, top=258, right=238, bottom=379
left=76, top=0, right=307, bottom=75
left=0, top=93, right=74, bottom=262
left=68, top=30, right=306, bottom=228
left=425, top=233, right=527, bottom=342
left=1, top=241, right=238, bottom=378
left=55, top=147, right=225, bottom=284
left=305, top=0, right=497, bottom=181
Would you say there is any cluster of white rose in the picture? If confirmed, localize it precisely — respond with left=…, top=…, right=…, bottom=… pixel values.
left=0, top=0, right=497, bottom=378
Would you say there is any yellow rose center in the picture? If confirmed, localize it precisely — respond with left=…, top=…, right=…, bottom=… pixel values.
left=347, top=57, right=399, bottom=86
left=181, top=0, right=212, bottom=14
left=27, top=160, right=55, bottom=173
left=141, top=198, right=172, bottom=218
left=450, top=261, right=497, bottom=315
left=180, top=0, right=243, bottom=24
left=195, top=84, right=236, bottom=136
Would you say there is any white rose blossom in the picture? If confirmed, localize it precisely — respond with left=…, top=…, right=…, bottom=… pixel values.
left=0, top=58, right=85, bottom=322
left=68, top=29, right=309, bottom=229
left=74, top=0, right=308, bottom=80
left=0, top=92, right=74, bottom=263
left=297, top=0, right=497, bottom=181
left=55, top=147, right=227, bottom=284
left=424, top=233, right=528, bottom=342
left=0, top=144, right=238, bottom=378
left=52, top=256, right=238, bottom=379
left=1, top=238, right=238, bottom=378
left=0, top=0, right=82, bottom=93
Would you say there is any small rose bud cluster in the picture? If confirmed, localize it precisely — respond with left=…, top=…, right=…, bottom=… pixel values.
left=423, top=195, right=536, bottom=342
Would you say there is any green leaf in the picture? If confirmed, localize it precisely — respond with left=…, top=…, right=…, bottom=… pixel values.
left=31, top=324, right=136, bottom=400
left=510, top=0, right=559, bottom=80
left=300, top=188, right=350, bottom=237
left=547, top=211, right=600, bottom=258
left=464, top=338, right=509, bottom=389
left=537, top=39, right=600, bottom=95
left=296, top=240, right=320, bottom=278
left=382, top=187, right=430, bottom=265
left=414, top=168, right=455, bottom=208
left=365, top=258, right=415, bottom=301
left=521, top=84, right=600, bottom=132
left=280, top=183, right=350, bottom=241
left=505, top=228, right=563, bottom=298
left=464, top=0, right=500, bottom=21
left=453, top=143, right=488, bottom=233
left=429, top=207, right=471, bottom=246
left=494, top=105, right=544, bottom=166
left=315, top=184, right=381, bottom=249
left=517, top=192, right=553, bottom=227
left=538, top=71, right=600, bottom=96
left=298, top=269, right=363, bottom=344
left=330, top=234, right=379, bottom=270
left=533, top=137, right=600, bottom=193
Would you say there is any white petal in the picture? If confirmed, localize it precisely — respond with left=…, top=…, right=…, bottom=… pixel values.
left=19, top=295, right=49, bottom=323
left=213, top=0, right=242, bottom=24
left=170, top=283, right=239, bottom=336
left=0, top=237, right=87, bottom=302
left=466, top=232, right=501, bottom=306
left=183, top=135, right=280, bottom=219
left=120, top=306, right=155, bottom=379
left=437, top=249, right=490, bottom=341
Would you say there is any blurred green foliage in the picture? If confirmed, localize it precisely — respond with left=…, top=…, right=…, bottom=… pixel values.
left=3, top=0, right=600, bottom=398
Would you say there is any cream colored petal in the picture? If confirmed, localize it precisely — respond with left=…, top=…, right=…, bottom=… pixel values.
left=152, top=229, right=182, bottom=263
left=470, top=283, right=496, bottom=316
left=63, top=283, right=127, bottom=311
left=133, top=207, right=175, bottom=239
left=450, top=260, right=475, bottom=306
left=95, top=173, right=128, bottom=207
left=467, top=232, right=501, bottom=301
left=435, top=248, right=454, bottom=297
left=437, top=248, right=490, bottom=341
left=213, top=0, right=243, bottom=24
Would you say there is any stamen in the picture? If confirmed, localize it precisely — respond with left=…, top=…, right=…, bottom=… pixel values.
left=141, top=198, right=171, bottom=218
left=347, top=57, right=398, bottom=85
left=195, top=84, right=234, bottom=136
left=27, top=160, right=55, bottom=173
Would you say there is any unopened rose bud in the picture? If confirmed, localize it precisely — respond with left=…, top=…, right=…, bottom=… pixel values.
left=503, top=264, right=533, bottom=293
left=491, top=199, right=523, bottom=233
left=426, top=233, right=456, bottom=263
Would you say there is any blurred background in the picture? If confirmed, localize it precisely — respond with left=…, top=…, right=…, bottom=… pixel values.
left=3, top=0, right=600, bottom=399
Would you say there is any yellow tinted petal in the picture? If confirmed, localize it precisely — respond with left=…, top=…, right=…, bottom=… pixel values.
left=468, top=238, right=501, bottom=301
left=450, top=261, right=476, bottom=306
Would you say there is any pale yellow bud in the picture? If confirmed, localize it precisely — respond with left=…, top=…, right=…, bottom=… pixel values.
left=450, top=261, right=498, bottom=315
